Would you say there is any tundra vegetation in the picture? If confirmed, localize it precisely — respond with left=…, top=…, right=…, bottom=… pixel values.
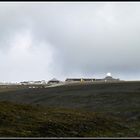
left=0, top=81, right=140, bottom=137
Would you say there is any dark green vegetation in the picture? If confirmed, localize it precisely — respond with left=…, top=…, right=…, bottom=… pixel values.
left=0, top=81, right=140, bottom=137
left=0, top=101, right=139, bottom=137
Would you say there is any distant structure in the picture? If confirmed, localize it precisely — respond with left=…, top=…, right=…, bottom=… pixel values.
left=33, top=80, right=46, bottom=84
left=65, top=78, right=95, bottom=83
left=17, top=73, right=120, bottom=86
left=95, top=79, right=103, bottom=81
left=103, top=73, right=120, bottom=82
left=65, top=73, right=120, bottom=83
left=20, top=80, right=46, bottom=85
left=65, top=78, right=82, bottom=83
left=82, top=78, right=96, bottom=82
left=47, top=78, right=60, bottom=84
left=20, top=81, right=30, bottom=85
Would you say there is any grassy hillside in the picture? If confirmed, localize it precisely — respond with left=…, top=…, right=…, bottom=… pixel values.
left=0, top=101, right=139, bottom=137
left=0, top=81, right=140, bottom=117
left=0, top=81, right=140, bottom=137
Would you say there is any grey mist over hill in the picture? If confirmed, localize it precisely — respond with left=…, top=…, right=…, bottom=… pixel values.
left=0, top=2, right=140, bottom=82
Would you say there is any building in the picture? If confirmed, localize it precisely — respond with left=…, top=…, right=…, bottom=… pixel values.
left=65, top=78, right=82, bottom=82
left=41, top=80, right=46, bottom=84
left=104, top=76, right=120, bottom=82
left=65, top=78, right=95, bottom=83
left=47, top=78, right=60, bottom=84
left=82, top=78, right=96, bottom=82
left=20, top=80, right=47, bottom=85
left=33, top=81, right=43, bottom=84
left=20, top=81, right=30, bottom=85
left=103, top=73, right=120, bottom=82
left=95, top=79, right=103, bottom=81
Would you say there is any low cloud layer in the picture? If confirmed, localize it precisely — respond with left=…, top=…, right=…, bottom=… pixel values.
left=0, top=2, right=140, bottom=82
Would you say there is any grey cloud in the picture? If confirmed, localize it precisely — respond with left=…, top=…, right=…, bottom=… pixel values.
left=0, top=2, right=140, bottom=82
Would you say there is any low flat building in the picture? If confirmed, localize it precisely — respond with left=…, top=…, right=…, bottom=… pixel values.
left=95, top=79, right=103, bottom=81
left=65, top=78, right=95, bottom=82
left=83, top=78, right=95, bottom=82
left=65, top=78, right=82, bottom=82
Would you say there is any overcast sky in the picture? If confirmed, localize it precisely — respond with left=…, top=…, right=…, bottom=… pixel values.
left=1, top=2, right=140, bottom=82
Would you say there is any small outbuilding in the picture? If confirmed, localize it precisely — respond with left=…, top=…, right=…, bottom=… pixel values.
left=47, top=78, right=60, bottom=84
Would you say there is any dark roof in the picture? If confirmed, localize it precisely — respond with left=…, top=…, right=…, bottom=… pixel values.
left=65, top=78, right=81, bottom=81
left=20, top=82, right=29, bottom=83
left=65, top=78, right=95, bottom=81
left=83, top=78, right=95, bottom=81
